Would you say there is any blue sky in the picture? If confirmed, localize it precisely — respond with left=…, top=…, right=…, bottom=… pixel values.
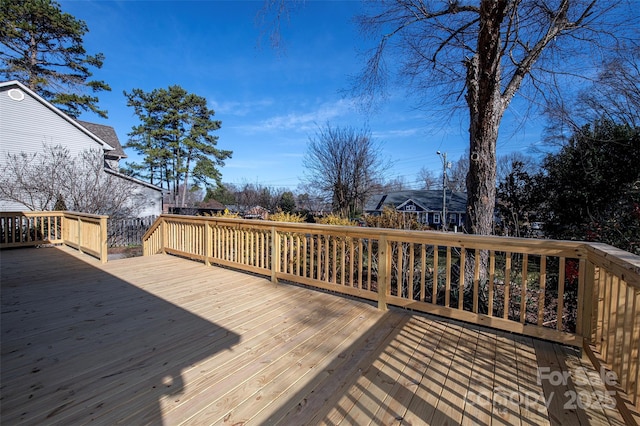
left=61, top=0, right=545, bottom=191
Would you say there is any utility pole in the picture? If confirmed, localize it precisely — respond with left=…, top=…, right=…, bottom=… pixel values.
left=436, top=151, right=450, bottom=231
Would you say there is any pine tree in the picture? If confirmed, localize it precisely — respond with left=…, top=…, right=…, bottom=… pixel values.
left=125, top=85, right=232, bottom=206
left=0, top=0, right=110, bottom=118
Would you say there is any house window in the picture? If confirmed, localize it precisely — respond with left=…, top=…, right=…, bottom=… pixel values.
left=405, top=204, right=416, bottom=211
left=449, top=213, right=457, bottom=224
left=433, top=213, right=440, bottom=224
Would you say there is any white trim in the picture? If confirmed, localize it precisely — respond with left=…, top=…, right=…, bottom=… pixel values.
left=396, top=198, right=428, bottom=212
left=104, top=168, right=163, bottom=192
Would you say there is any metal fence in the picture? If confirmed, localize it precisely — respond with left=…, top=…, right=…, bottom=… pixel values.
left=108, top=216, right=157, bottom=247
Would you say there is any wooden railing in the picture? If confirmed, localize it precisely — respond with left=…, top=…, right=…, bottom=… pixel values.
left=0, top=211, right=108, bottom=263
left=143, top=214, right=640, bottom=418
left=584, top=243, right=640, bottom=424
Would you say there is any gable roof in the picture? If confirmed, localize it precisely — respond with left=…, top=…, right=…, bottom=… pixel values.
left=365, top=190, right=467, bottom=213
left=396, top=198, right=428, bottom=212
left=0, top=80, right=114, bottom=152
left=77, top=120, right=127, bottom=158
left=199, top=199, right=226, bottom=210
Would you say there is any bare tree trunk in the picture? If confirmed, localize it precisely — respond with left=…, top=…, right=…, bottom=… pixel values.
left=180, top=151, right=193, bottom=207
left=464, top=0, right=507, bottom=237
left=463, top=0, right=508, bottom=289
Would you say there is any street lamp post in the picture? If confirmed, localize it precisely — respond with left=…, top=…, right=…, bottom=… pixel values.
left=436, top=151, right=450, bottom=231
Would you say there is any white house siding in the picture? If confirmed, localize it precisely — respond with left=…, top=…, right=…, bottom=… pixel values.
left=0, top=83, right=107, bottom=211
left=0, top=84, right=108, bottom=169
left=133, top=184, right=163, bottom=218
left=105, top=170, right=163, bottom=218
left=0, top=82, right=162, bottom=217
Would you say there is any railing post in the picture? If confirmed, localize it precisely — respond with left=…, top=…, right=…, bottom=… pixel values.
left=100, top=216, right=108, bottom=264
left=161, top=217, right=167, bottom=255
left=581, top=259, right=597, bottom=347
left=271, top=226, right=279, bottom=284
left=378, top=236, right=389, bottom=311
left=60, top=214, right=65, bottom=244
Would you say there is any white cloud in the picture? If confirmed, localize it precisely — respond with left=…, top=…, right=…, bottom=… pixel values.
left=210, top=98, right=275, bottom=116
left=238, top=98, right=359, bottom=134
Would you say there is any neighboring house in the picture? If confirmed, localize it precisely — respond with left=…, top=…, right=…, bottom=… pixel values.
left=243, top=206, right=269, bottom=220
left=365, top=190, right=467, bottom=230
left=223, top=205, right=270, bottom=219
left=0, top=80, right=162, bottom=217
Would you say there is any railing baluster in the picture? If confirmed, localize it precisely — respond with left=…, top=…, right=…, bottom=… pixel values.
left=324, top=235, right=330, bottom=282
left=473, top=249, right=480, bottom=314
left=432, top=246, right=439, bottom=305
left=621, top=284, right=634, bottom=396
left=556, top=257, right=566, bottom=331
left=445, top=247, right=451, bottom=307
left=538, top=256, right=547, bottom=327
left=458, top=249, right=465, bottom=310
left=341, top=238, right=346, bottom=285
left=520, top=254, right=528, bottom=324
left=397, top=242, right=403, bottom=298
left=504, top=252, right=512, bottom=320
left=409, top=243, right=415, bottom=301
left=420, top=244, right=426, bottom=302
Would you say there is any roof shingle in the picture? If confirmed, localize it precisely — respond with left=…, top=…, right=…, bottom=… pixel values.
left=77, top=120, right=127, bottom=158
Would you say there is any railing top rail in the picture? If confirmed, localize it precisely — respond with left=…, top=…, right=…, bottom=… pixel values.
left=142, top=215, right=164, bottom=242
left=145, top=214, right=640, bottom=284
left=0, top=211, right=65, bottom=217
left=152, top=213, right=586, bottom=250
left=62, top=211, right=109, bottom=220
left=0, top=211, right=108, bottom=221
left=586, top=242, right=640, bottom=288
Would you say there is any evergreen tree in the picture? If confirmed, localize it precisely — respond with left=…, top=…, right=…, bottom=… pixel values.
left=205, top=184, right=236, bottom=206
left=278, top=191, right=296, bottom=213
left=125, top=85, right=232, bottom=207
left=0, top=0, right=111, bottom=118
left=539, top=120, right=640, bottom=254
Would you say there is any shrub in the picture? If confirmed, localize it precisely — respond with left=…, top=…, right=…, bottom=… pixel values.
left=364, top=206, right=430, bottom=230
left=201, top=209, right=239, bottom=218
left=315, top=214, right=353, bottom=226
left=267, top=211, right=306, bottom=223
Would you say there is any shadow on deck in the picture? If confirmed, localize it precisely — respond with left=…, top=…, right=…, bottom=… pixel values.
left=0, top=246, right=626, bottom=425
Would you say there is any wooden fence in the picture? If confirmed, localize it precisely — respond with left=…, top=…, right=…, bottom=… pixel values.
left=143, top=214, right=640, bottom=420
left=0, top=211, right=108, bottom=263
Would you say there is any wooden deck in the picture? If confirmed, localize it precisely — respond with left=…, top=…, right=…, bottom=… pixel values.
left=0, top=246, right=627, bottom=425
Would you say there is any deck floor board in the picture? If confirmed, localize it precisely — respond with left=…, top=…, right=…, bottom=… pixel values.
left=0, top=246, right=626, bottom=425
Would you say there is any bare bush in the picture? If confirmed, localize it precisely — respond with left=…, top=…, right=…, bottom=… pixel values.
left=0, top=145, right=144, bottom=219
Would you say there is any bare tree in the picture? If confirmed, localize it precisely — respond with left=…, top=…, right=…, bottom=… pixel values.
left=385, top=176, right=410, bottom=192
left=233, top=182, right=261, bottom=213
left=545, top=44, right=640, bottom=144
left=296, top=184, right=331, bottom=214
left=303, top=123, right=389, bottom=217
left=0, top=145, right=144, bottom=219
left=497, top=152, right=538, bottom=184
left=347, top=0, right=630, bottom=236
left=418, top=166, right=439, bottom=189
left=446, top=154, right=469, bottom=193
